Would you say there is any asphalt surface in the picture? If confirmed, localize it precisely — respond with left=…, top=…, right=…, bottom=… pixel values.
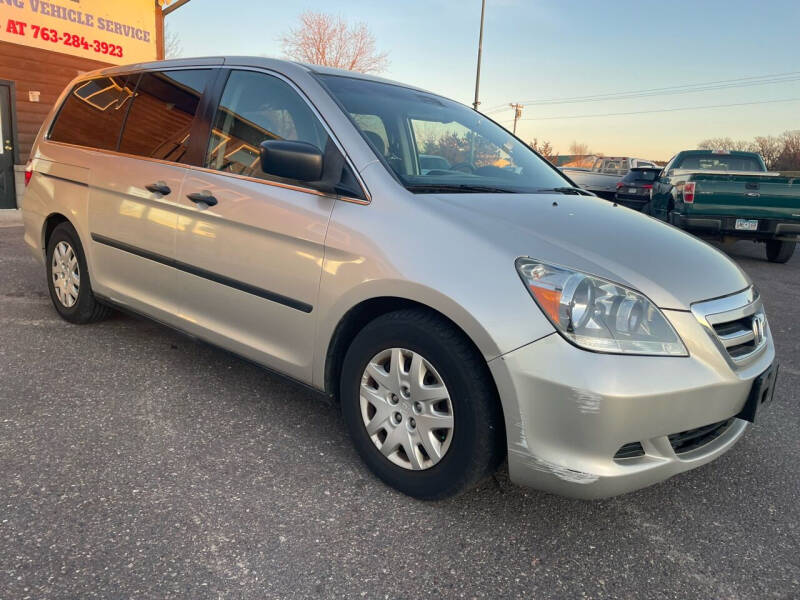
left=1, top=220, right=798, bottom=599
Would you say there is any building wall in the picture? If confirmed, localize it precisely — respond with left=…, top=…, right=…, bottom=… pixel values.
left=13, top=165, right=25, bottom=208
left=0, top=40, right=111, bottom=162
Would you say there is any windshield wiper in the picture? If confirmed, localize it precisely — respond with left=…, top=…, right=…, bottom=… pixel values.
left=406, top=183, right=518, bottom=194
left=536, top=186, right=595, bottom=196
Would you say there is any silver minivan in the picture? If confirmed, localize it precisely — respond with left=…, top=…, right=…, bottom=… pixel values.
left=22, top=57, right=777, bottom=500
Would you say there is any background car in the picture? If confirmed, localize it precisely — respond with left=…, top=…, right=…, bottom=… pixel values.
left=561, top=157, right=658, bottom=198
left=614, top=167, right=662, bottom=210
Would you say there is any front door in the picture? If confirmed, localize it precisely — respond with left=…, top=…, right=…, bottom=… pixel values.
left=174, top=69, right=336, bottom=382
left=0, top=84, right=16, bottom=209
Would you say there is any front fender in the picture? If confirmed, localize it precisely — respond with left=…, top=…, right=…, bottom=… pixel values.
left=311, top=278, right=536, bottom=390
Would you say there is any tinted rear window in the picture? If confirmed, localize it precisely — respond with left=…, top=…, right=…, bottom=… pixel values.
left=623, top=169, right=659, bottom=183
left=49, top=74, right=140, bottom=150
left=676, top=155, right=762, bottom=172
left=119, top=69, right=210, bottom=162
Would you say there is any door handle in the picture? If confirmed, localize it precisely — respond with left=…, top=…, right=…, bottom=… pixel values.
left=145, top=182, right=171, bottom=195
left=186, top=191, right=218, bottom=207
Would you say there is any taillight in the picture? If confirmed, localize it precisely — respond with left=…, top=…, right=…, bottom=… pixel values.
left=616, top=181, right=624, bottom=189
left=683, top=182, right=696, bottom=203
left=24, top=161, right=32, bottom=186
left=642, top=184, right=653, bottom=189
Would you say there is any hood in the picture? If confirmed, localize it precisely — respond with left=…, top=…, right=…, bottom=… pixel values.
left=433, top=193, right=750, bottom=310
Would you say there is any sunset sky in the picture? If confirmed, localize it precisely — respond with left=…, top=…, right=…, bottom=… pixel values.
left=168, top=0, right=800, bottom=161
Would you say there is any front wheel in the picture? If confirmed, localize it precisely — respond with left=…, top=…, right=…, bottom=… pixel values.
left=339, top=309, right=505, bottom=500
left=765, top=240, right=796, bottom=263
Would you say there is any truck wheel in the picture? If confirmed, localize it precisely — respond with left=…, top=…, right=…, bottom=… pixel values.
left=339, top=308, right=505, bottom=500
left=46, top=222, right=112, bottom=324
left=765, top=240, right=796, bottom=263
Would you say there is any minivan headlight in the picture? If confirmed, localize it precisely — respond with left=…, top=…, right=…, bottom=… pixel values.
left=515, top=258, right=687, bottom=356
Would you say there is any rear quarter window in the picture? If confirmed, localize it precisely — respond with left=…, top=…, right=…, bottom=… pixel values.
left=49, top=74, right=140, bottom=150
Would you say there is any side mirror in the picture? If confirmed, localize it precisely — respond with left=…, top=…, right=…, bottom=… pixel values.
left=259, top=140, right=323, bottom=182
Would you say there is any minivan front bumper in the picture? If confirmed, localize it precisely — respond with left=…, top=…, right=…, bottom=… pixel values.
left=488, top=308, right=775, bottom=499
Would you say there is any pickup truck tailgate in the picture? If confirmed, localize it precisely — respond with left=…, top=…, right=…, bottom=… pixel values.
left=677, top=170, right=800, bottom=219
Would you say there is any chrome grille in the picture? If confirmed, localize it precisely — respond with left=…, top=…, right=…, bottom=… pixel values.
left=691, top=287, right=768, bottom=368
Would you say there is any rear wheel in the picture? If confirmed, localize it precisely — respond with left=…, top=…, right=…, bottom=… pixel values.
left=339, top=309, right=504, bottom=500
left=46, top=222, right=112, bottom=323
left=765, top=240, right=796, bottom=263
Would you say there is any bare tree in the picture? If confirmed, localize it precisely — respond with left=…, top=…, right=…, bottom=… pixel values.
left=697, top=137, right=733, bottom=151
left=569, top=141, right=591, bottom=157
left=776, top=130, right=800, bottom=171
left=697, top=137, right=755, bottom=152
left=529, top=138, right=558, bottom=163
left=281, top=11, right=389, bottom=74
left=695, top=131, right=800, bottom=171
left=164, top=25, right=182, bottom=59
left=753, top=135, right=783, bottom=170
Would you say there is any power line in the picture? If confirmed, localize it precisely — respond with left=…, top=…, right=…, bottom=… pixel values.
left=525, top=76, right=800, bottom=107
left=501, top=97, right=800, bottom=122
left=483, top=70, right=800, bottom=111
left=482, top=70, right=800, bottom=113
left=529, top=70, right=800, bottom=103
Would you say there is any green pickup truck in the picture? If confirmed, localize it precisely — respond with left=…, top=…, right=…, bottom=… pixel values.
left=649, top=150, right=800, bottom=263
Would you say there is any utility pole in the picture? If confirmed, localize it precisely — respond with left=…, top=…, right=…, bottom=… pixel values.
left=156, top=0, right=192, bottom=60
left=472, top=0, right=486, bottom=111
left=510, top=103, right=524, bottom=135
left=160, top=0, right=193, bottom=16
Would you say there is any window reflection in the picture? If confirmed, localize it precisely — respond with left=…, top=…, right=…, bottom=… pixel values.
left=119, top=69, right=210, bottom=163
left=50, top=74, right=139, bottom=150
left=205, top=70, right=328, bottom=182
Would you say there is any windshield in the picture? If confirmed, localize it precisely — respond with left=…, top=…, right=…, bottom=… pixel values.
left=319, top=75, right=570, bottom=194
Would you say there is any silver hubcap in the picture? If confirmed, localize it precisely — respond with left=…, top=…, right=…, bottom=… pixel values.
left=360, top=348, right=454, bottom=470
left=51, top=241, right=80, bottom=308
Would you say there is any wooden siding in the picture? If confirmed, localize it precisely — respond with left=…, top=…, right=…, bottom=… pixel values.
left=0, top=40, right=111, bottom=161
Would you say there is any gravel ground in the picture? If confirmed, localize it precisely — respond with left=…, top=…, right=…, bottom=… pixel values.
left=1, top=223, right=798, bottom=599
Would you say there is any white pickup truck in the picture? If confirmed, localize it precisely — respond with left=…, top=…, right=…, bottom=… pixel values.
left=562, top=157, right=657, bottom=198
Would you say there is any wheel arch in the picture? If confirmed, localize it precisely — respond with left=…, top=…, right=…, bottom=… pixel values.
left=321, top=293, right=503, bottom=408
left=42, top=212, right=73, bottom=253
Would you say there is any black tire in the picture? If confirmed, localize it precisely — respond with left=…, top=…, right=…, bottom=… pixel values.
left=339, top=308, right=505, bottom=500
left=765, top=240, right=796, bottom=263
left=46, top=222, right=112, bottom=324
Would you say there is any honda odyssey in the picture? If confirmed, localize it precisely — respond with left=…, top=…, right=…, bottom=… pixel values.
left=21, top=57, right=777, bottom=499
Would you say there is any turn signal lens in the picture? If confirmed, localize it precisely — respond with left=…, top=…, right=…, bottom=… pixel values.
left=515, top=259, right=687, bottom=356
